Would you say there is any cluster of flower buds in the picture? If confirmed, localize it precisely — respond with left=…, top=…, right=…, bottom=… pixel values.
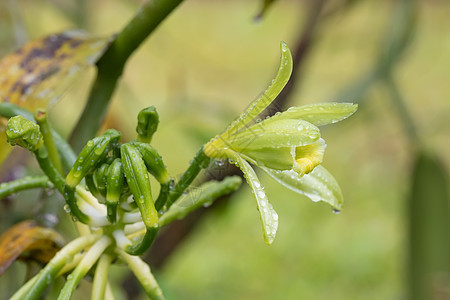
left=63, top=109, right=171, bottom=255
left=6, top=106, right=171, bottom=256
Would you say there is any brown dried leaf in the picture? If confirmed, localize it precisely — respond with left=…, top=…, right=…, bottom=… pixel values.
left=0, top=30, right=110, bottom=163
left=0, top=220, right=64, bottom=276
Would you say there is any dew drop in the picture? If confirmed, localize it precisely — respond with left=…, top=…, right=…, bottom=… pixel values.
left=63, top=204, right=71, bottom=213
left=332, top=208, right=341, bottom=215
left=257, top=190, right=265, bottom=198
left=203, top=201, right=213, bottom=208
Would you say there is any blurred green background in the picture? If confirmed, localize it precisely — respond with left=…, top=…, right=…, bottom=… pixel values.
left=0, top=0, right=449, bottom=299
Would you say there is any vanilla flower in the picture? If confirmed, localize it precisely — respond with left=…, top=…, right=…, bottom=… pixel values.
left=204, top=42, right=357, bottom=244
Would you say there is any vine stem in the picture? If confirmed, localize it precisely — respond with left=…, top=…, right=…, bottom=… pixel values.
left=0, top=176, right=52, bottom=199
left=58, top=236, right=112, bottom=300
left=116, top=247, right=165, bottom=300
left=166, top=147, right=211, bottom=208
left=35, top=110, right=63, bottom=174
left=69, top=0, right=185, bottom=151
left=11, top=234, right=101, bottom=300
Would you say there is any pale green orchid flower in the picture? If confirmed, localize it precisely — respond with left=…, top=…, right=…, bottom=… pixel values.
left=204, top=42, right=357, bottom=245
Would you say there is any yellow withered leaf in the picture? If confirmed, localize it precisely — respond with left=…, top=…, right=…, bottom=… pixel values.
left=0, top=30, right=109, bottom=109
left=0, top=220, right=65, bottom=276
left=0, top=30, right=110, bottom=164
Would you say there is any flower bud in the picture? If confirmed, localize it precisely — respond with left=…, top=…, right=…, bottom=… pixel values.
left=136, top=106, right=159, bottom=143
left=65, top=129, right=121, bottom=188
left=6, top=115, right=43, bottom=151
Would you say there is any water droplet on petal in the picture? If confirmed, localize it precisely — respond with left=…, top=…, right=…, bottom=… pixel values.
left=272, top=213, right=278, bottom=221
left=332, top=208, right=341, bottom=215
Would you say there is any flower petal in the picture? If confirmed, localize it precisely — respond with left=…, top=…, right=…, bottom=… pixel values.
left=232, top=153, right=278, bottom=245
left=229, top=119, right=320, bottom=151
left=240, top=147, right=293, bottom=171
left=260, top=165, right=343, bottom=210
left=267, top=103, right=358, bottom=126
left=222, top=42, right=293, bottom=137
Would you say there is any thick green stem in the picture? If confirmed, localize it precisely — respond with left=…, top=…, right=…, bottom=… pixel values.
left=58, top=236, right=112, bottom=300
left=34, top=147, right=65, bottom=194
left=91, top=254, right=114, bottom=300
left=166, top=148, right=211, bottom=209
left=69, top=0, right=185, bottom=151
left=35, top=109, right=63, bottom=175
left=116, top=247, right=165, bottom=300
left=0, top=176, right=53, bottom=199
left=13, top=234, right=101, bottom=300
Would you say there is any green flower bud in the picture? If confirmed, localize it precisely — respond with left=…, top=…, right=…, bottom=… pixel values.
left=121, top=143, right=158, bottom=255
left=132, top=141, right=169, bottom=184
left=106, top=158, right=125, bottom=223
left=65, top=129, right=121, bottom=188
left=94, top=163, right=110, bottom=199
left=136, top=106, right=159, bottom=143
left=6, top=115, right=43, bottom=151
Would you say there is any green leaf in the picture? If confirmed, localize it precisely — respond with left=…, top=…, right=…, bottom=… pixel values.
left=261, top=165, right=344, bottom=211
left=266, top=103, right=358, bottom=126
left=234, top=154, right=278, bottom=245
